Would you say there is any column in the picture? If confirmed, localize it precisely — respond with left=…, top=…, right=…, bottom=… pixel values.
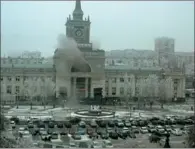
left=85, top=77, right=88, bottom=98
left=108, top=78, right=112, bottom=96
left=73, top=77, right=77, bottom=96
left=116, top=78, right=120, bottom=96
left=90, top=79, right=94, bottom=98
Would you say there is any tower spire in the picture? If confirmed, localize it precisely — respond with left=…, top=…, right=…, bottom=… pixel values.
left=73, top=0, right=83, bottom=20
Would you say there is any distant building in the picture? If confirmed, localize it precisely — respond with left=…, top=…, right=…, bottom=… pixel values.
left=0, top=0, right=186, bottom=105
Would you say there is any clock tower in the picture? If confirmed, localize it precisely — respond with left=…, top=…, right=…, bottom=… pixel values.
left=65, top=0, right=92, bottom=51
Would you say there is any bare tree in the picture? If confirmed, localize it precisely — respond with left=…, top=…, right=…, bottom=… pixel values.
left=186, top=126, right=195, bottom=148
left=42, top=78, right=56, bottom=109
left=159, top=77, right=173, bottom=108
left=23, top=78, right=39, bottom=110
left=1, top=82, right=6, bottom=107
left=146, top=75, right=159, bottom=109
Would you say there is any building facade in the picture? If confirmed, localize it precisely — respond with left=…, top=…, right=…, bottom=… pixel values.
left=0, top=0, right=186, bottom=105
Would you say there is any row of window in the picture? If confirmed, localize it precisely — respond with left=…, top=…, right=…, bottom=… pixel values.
left=105, top=87, right=125, bottom=96
left=106, top=78, right=131, bottom=83
left=3, top=86, right=20, bottom=94
left=1, top=76, right=53, bottom=82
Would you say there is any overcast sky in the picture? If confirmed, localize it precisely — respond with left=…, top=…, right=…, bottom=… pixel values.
left=1, top=1, right=194, bottom=57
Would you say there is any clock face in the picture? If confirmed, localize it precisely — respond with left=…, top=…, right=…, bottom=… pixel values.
left=75, top=29, right=83, bottom=37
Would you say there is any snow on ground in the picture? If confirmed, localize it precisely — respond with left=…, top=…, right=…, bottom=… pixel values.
left=5, top=104, right=194, bottom=121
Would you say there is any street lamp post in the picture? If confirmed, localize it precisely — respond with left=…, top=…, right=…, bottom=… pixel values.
left=193, top=79, right=195, bottom=132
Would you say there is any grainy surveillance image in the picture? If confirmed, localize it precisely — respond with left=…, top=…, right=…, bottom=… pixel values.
left=1, top=0, right=194, bottom=148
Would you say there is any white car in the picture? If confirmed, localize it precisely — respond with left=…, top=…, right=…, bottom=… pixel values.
left=69, top=142, right=77, bottom=148
left=123, top=127, right=129, bottom=133
left=103, top=140, right=113, bottom=148
left=23, top=131, right=31, bottom=138
left=79, top=121, right=86, bottom=127
left=10, top=121, right=15, bottom=128
left=172, top=129, right=182, bottom=136
left=93, top=141, right=103, bottom=148
left=140, top=127, right=148, bottom=134
left=18, top=127, right=25, bottom=134
left=156, top=125, right=163, bottom=129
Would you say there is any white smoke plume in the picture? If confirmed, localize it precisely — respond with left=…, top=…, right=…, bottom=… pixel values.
left=91, top=37, right=101, bottom=50
left=55, top=34, right=91, bottom=76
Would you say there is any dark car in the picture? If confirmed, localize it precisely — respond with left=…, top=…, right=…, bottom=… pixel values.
left=89, top=132, right=98, bottom=139
left=70, top=117, right=81, bottom=125
left=87, top=128, right=94, bottom=135
left=109, top=132, right=118, bottom=139
left=51, top=132, right=58, bottom=139
left=38, top=122, right=45, bottom=128
left=149, top=134, right=161, bottom=143
left=47, top=129, right=53, bottom=135
left=65, top=122, right=72, bottom=128
left=60, top=132, right=67, bottom=136
left=99, top=121, right=107, bottom=128
left=131, top=120, right=138, bottom=126
left=117, top=131, right=128, bottom=139
left=129, top=131, right=136, bottom=138
left=57, top=122, right=64, bottom=128
left=48, top=122, right=55, bottom=128
left=158, top=120, right=165, bottom=126
left=96, top=128, right=102, bottom=135
left=90, top=121, right=98, bottom=128
left=108, top=121, right=115, bottom=127
left=101, top=132, right=109, bottom=139
left=28, top=123, right=34, bottom=128
left=124, top=121, right=131, bottom=127
left=132, top=126, right=139, bottom=134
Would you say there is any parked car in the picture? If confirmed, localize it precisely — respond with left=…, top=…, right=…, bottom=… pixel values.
left=41, top=131, right=51, bottom=140
left=38, top=122, right=45, bottom=128
left=99, top=121, right=107, bottom=128
left=51, top=132, right=58, bottom=139
left=72, top=134, right=81, bottom=140
left=107, top=127, right=114, bottom=134
left=124, top=121, right=131, bottom=127
left=109, top=132, right=118, bottom=139
left=64, top=122, right=72, bottom=128
left=90, top=120, right=98, bottom=128
left=48, top=122, right=54, bottom=128
left=129, top=131, right=136, bottom=138
left=132, top=126, right=139, bottom=134
left=117, top=131, right=128, bottom=139
left=10, top=121, right=16, bottom=128
left=171, top=129, right=183, bottom=136
left=108, top=121, right=115, bottom=127
left=92, top=141, right=103, bottom=148
left=89, top=132, right=98, bottom=139
left=116, top=120, right=124, bottom=127
left=79, top=121, right=86, bottom=128
left=101, top=132, right=109, bottom=139
left=57, top=122, right=64, bottom=128
left=103, top=140, right=113, bottom=148
left=140, top=127, right=148, bottom=134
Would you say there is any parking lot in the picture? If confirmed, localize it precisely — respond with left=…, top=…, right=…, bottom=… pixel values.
left=8, top=114, right=193, bottom=148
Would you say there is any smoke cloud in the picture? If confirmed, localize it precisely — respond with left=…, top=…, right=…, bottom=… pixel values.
left=91, top=37, right=101, bottom=50
left=55, top=34, right=91, bottom=76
